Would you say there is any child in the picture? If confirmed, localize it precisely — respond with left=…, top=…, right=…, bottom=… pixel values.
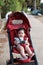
left=14, top=28, right=34, bottom=60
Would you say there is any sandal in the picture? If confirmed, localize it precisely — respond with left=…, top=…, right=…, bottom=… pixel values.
left=16, top=58, right=31, bottom=63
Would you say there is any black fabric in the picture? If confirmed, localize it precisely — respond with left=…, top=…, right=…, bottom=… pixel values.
left=19, top=38, right=25, bottom=44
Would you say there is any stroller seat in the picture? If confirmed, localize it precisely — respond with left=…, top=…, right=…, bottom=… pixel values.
left=10, top=28, right=34, bottom=53
left=7, top=24, right=34, bottom=53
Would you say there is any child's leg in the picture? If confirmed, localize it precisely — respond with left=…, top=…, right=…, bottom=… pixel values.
left=25, top=45, right=34, bottom=58
left=16, top=44, right=28, bottom=60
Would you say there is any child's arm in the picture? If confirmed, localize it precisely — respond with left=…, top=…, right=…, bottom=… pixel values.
left=14, top=37, right=20, bottom=46
left=25, top=38, right=30, bottom=46
left=14, top=40, right=19, bottom=46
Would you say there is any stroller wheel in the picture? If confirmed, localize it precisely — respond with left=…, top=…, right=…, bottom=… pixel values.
left=6, top=60, right=9, bottom=65
left=6, top=61, right=8, bottom=65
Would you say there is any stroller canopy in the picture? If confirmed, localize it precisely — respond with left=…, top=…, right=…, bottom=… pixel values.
left=6, top=12, right=31, bottom=31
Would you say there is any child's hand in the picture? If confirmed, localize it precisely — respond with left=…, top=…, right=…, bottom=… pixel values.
left=25, top=38, right=28, bottom=43
left=25, top=38, right=30, bottom=46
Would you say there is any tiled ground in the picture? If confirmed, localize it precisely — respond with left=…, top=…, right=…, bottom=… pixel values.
left=0, top=31, right=9, bottom=65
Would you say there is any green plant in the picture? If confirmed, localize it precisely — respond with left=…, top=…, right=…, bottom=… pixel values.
left=8, top=0, right=22, bottom=12
left=0, top=0, right=29, bottom=18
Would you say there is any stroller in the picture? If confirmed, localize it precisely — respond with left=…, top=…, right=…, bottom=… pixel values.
left=6, top=12, right=38, bottom=65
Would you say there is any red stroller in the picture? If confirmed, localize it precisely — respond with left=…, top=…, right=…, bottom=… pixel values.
left=6, top=12, right=38, bottom=65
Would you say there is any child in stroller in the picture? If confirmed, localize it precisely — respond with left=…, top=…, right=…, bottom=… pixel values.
left=14, top=27, right=34, bottom=61
left=5, top=11, right=38, bottom=65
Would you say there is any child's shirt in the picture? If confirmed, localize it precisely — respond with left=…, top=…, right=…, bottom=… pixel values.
left=14, top=37, right=25, bottom=44
left=14, top=37, right=27, bottom=44
left=14, top=37, right=30, bottom=47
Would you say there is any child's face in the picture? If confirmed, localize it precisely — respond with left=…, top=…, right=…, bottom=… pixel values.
left=18, top=30, right=25, bottom=37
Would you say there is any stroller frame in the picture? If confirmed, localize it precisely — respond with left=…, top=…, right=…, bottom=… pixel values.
left=6, top=12, right=38, bottom=65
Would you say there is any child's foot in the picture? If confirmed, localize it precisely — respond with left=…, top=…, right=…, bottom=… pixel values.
left=30, top=53, right=35, bottom=58
left=19, top=57, right=28, bottom=60
left=16, top=58, right=31, bottom=63
left=29, top=53, right=35, bottom=60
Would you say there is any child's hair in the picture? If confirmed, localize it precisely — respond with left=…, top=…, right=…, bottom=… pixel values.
left=17, top=28, right=25, bottom=33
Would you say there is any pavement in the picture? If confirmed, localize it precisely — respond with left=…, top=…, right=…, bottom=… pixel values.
left=0, top=15, right=43, bottom=65
left=28, top=15, right=43, bottom=65
left=34, top=15, right=43, bottom=23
